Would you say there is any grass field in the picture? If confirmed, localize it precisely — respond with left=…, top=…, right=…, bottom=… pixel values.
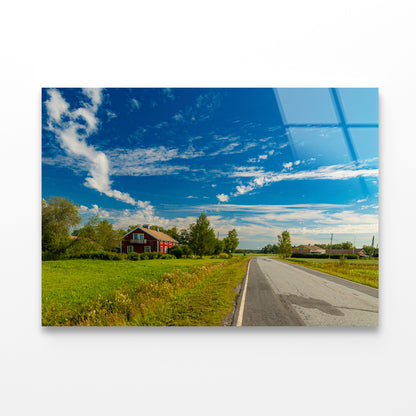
left=277, top=257, right=379, bottom=288
left=42, top=257, right=248, bottom=326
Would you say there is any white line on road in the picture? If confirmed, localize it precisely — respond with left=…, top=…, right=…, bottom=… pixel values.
left=236, top=259, right=251, bottom=327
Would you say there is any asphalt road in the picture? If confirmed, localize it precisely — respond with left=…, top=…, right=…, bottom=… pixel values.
left=237, top=256, right=378, bottom=326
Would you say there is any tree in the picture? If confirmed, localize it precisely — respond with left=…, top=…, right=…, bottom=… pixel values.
left=213, top=238, right=224, bottom=255
left=362, top=245, right=372, bottom=256
left=42, top=196, right=81, bottom=253
left=277, top=230, right=292, bottom=258
left=223, top=229, right=239, bottom=253
left=181, top=245, right=192, bottom=257
left=188, top=213, right=216, bottom=258
left=261, top=243, right=278, bottom=254
left=78, top=216, right=122, bottom=252
left=127, top=224, right=140, bottom=233
left=178, top=229, right=190, bottom=245
left=165, top=227, right=180, bottom=242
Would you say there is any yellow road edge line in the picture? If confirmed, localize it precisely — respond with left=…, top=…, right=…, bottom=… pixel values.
left=236, top=259, right=251, bottom=327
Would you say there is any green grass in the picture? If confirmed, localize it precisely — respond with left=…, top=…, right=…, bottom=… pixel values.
left=42, top=257, right=247, bottom=326
left=276, top=257, right=379, bottom=288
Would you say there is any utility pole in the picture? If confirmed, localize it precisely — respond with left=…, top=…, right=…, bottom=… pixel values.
left=370, top=235, right=375, bottom=258
left=328, top=233, right=333, bottom=259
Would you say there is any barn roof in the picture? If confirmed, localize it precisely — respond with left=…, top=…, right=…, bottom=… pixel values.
left=122, top=226, right=178, bottom=243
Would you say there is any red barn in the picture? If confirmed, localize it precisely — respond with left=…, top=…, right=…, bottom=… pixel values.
left=120, top=225, right=178, bottom=254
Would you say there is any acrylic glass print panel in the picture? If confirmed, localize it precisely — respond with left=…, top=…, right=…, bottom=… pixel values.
left=42, top=88, right=378, bottom=326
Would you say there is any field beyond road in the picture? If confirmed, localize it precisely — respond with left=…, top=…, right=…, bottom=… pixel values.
left=277, top=257, right=379, bottom=288
left=42, top=257, right=248, bottom=326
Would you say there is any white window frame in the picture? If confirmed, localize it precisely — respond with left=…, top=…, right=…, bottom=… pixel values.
left=144, top=246, right=151, bottom=253
left=132, top=233, right=144, bottom=240
left=127, top=246, right=134, bottom=253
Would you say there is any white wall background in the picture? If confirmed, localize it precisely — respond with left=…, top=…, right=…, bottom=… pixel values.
left=1, top=1, right=415, bottom=415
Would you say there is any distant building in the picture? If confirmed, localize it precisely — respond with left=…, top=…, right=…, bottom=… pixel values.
left=292, top=244, right=326, bottom=254
left=120, top=225, right=178, bottom=254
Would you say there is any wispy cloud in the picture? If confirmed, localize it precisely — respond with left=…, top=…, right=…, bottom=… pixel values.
left=107, top=145, right=204, bottom=176
left=106, top=110, right=117, bottom=120
left=163, top=88, right=174, bottom=100
left=225, top=163, right=378, bottom=198
left=130, top=98, right=141, bottom=111
left=154, top=121, right=168, bottom=129
left=210, top=142, right=240, bottom=156
left=228, top=166, right=266, bottom=178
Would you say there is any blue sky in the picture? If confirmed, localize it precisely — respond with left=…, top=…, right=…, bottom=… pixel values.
left=42, top=88, right=378, bottom=249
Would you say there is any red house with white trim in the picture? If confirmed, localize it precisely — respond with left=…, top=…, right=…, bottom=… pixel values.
left=120, top=225, right=178, bottom=254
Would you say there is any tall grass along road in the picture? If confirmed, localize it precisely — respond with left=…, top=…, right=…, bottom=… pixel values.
left=42, top=257, right=247, bottom=326
left=238, top=257, right=378, bottom=326
left=280, top=257, right=378, bottom=288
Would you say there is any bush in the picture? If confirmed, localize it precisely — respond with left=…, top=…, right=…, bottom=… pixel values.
left=127, top=252, right=139, bottom=261
left=218, top=253, right=229, bottom=259
left=169, top=245, right=183, bottom=259
left=140, top=253, right=149, bottom=260
left=42, top=251, right=65, bottom=261
left=90, top=251, right=111, bottom=260
left=159, top=254, right=175, bottom=259
left=147, top=252, right=157, bottom=259
left=181, top=245, right=193, bottom=258
left=290, top=253, right=360, bottom=260
left=291, top=253, right=329, bottom=259
left=330, top=254, right=359, bottom=260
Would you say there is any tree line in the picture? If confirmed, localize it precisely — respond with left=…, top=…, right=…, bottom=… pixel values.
left=260, top=235, right=378, bottom=257
left=42, top=197, right=239, bottom=258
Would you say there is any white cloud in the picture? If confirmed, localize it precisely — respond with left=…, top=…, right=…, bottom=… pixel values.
left=172, top=113, right=184, bottom=121
left=186, top=195, right=197, bottom=199
left=163, top=88, right=174, bottom=100
left=130, top=98, right=141, bottom=110
left=216, top=193, right=229, bottom=203
left=79, top=204, right=110, bottom=218
left=258, top=154, right=268, bottom=161
left=283, top=161, right=293, bottom=169
left=45, top=89, right=70, bottom=123
left=83, top=88, right=103, bottom=108
left=234, top=184, right=255, bottom=196
left=106, top=110, right=117, bottom=120
left=45, top=89, right=151, bottom=211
